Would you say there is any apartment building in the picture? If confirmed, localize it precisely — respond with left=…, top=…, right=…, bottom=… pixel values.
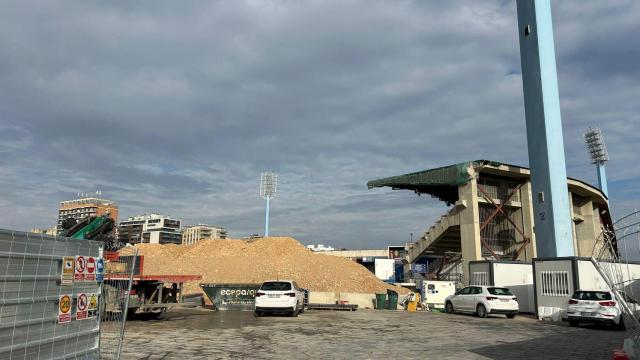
left=118, top=214, right=182, bottom=245
left=57, top=196, right=118, bottom=234
left=182, top=224, right=228, bottom=245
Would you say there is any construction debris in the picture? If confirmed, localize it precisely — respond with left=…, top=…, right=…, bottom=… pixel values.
left=119, top=237, right=409, bottom=300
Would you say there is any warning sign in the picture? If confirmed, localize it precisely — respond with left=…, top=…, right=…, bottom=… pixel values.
left=61, top=256, right=75, bottom=285
left=74, top=255, right=86, bottom=281
left=86, top=257, right=96, bottom=281
left=96, top=258, right=104, bottom=282
left=58, top=294, right=72, bottom=324
left=88, top=293, right=99, bottom=318
left=76, top=293, right=88, bottom=320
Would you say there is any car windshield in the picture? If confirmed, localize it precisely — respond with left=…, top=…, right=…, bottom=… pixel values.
left=260, top=282, right=292, bottom=291
left=572, top=291, right=612, bottom=301
left=487, top=287, right=513, bottom=296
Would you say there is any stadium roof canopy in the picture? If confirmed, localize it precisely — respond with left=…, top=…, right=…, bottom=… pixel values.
left=367, top=159, right=606, bottom=205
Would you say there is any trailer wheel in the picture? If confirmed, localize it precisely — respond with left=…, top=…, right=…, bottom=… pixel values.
left=126, top=310, right=138, bottom=320
left=147, top=312, right=163, bottom=320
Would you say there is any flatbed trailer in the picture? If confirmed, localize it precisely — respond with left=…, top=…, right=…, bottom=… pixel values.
left=307, top=303, right=358, bottom=311
left=104, top=273, right=202, bottom=318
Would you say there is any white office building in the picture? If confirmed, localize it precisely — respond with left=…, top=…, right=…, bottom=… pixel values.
left=182, top=224, right=228, bottom=245
left=306, top=244, right=336, bottom=252
left=118, top=213, right=182, bottom=245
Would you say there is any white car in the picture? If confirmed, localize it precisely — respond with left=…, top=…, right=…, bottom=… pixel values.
left=444, top=286, right=519, bottom=318
left=254, top=280, right=305, bottom=317
left=566, top=289, right=638, bottom=329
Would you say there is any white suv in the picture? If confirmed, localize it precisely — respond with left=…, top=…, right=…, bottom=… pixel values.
left=445, top=286, right=519, bottom=318
left=565, top=290, right=639, bottom=329
left=254, top=280, right=305, bottom=317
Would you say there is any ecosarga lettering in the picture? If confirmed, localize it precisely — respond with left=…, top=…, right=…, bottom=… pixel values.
left=220, top=289, right=257, bottom=298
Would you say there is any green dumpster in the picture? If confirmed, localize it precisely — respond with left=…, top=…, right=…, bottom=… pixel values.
left=387, top=289, right=398, bottom=310
left=375, top=293, right=387, bottom=310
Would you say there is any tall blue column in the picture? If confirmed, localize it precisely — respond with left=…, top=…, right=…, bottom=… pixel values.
left=597, top=165, right=609, bottom=198
left=516, top=0, right=574, bottom=257
left=265, top=197, right=270, bottom=237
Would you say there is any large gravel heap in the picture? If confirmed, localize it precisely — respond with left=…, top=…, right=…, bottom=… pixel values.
left=120, top=237, right=407, bottom=296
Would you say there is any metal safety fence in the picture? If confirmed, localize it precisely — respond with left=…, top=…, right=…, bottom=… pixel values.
left=592, top=210, right=640, bottom=359
left=0, top=230, right=102, bottom=359
left=98, top=245, right=136, bottom=360
left=0, top=229, right=135, bottom=360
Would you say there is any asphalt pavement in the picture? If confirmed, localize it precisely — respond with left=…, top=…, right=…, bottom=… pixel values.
left=121, top=308, right=625, bottom=359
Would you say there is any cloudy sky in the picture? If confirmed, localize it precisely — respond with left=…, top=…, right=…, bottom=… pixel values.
left=1, top=1, right=638, bottom=251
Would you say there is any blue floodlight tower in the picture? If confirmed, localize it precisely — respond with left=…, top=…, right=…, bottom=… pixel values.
left=260, top=172, right=277, bottom=237
left=516, top=0, right=574, bottom=257
left=584, top=127, right=610, bottom=198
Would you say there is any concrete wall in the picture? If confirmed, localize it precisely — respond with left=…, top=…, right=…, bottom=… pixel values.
left=308, top=292, right=381, bottom=309
left=576, top=260, right=640, bottom=297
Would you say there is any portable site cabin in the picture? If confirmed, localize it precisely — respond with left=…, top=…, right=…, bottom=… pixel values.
left=418, top=280, right=456, bottom=309
left=374, top=258, right=396, bottom=282
left=469, top=261, right=535, bottom=313
left=533, top=257, right=640, bottom=321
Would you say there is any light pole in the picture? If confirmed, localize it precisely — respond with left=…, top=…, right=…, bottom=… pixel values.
left=516, top=0, right=574, bottom=257
left=584, top=127, right=610, bottom=198
left=260, top=172, right=277, bottom=237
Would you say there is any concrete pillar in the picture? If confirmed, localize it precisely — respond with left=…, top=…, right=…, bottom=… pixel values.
left=575, top=200, right=600, bottom=256
left=568, top=192, right=579, bottom=255
left=519, top=181, right=537, bottom=260
left=459, top=165, right=481, bottom=285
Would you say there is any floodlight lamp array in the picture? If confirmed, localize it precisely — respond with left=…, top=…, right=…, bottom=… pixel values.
left=260, top=172, right=277, bottom=199
left=584, top=127, right=609, bottom=165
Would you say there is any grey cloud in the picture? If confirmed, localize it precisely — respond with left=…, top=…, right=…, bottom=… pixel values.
left=0, top=1, right=638, bottom=249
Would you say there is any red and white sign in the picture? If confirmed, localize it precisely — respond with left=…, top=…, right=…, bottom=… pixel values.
left=74, top=256, right=86, bottom=281
left=58, top=294, right=72, bottom=324
left=76, top=293, right=88, bottom=320
left=86, top=257, right=96, bottom=281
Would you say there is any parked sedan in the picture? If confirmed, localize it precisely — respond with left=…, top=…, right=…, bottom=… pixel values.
left=445, top=286, right=519, bottom=318
left=254, top=280, right=305, bottom=317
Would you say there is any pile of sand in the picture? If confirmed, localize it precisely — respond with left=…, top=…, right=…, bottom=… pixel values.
left=119, top=237, right=408, bottom=298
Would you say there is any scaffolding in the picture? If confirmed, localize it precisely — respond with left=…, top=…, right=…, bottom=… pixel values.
left=477, top=179, right=530, bottom=260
